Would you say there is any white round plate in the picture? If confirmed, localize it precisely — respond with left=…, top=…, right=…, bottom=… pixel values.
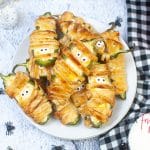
left=12, top=18, right=137, bottom=140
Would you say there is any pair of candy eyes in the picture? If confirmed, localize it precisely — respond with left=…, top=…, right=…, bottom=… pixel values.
left=76, top=53, right=88, bottom=62
left=76, top=84, right=85, bottom=91
left=21, top=90, right=29, bottom=97
left=40, top=48, right=48, bottom=52
left=96, top=77, right=106, bottom=83
left=76, top=78, right=106, bottom=91
left=96, top=40, right=105, bottom=48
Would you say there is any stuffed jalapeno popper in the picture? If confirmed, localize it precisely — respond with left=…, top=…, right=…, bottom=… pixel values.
left=47, top=58, right=83, bottom=125
left=30, top=13, right=59, bottom=80
left=99, top=30, right=128, bottom=99
left=79, top=63, right=115, bottom=128
left=13, top=13, right=60, bottom=81
left=0, top=72, right=52, bottom=124
left=30, top=12, right=59, bottom=68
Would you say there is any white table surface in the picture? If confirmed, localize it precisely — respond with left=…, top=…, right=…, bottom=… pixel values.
left=0, top=0, right=127, bottom=149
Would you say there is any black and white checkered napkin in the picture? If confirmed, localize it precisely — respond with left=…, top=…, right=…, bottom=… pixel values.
left=99, top=0, right=150, bottom=149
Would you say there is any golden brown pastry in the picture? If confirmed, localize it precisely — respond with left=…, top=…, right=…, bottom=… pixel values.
left=29, top=13, right=59, bottom=66
left=47, top=56, right=84, bottom=125
left=70, top=83, right=91, bottom=108
left=0, top=72, right=52, bottom=124
left=59, top=11, right=94, bottom=31
left=58, top=12, right=99, bottom=41
left=14, top=13, right=60, bottom=80
left=100, top=30, right=127, bottom=99
left=79, top=63, right=115, bottom=127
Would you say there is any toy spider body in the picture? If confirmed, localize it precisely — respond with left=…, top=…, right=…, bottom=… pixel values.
left=5, top=121, right=15, bottom=136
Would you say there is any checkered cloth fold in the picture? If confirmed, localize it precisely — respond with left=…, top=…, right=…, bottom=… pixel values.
left=99, top=0, right=150, bottom=149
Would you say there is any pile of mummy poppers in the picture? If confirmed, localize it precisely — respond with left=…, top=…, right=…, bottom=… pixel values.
left=0, top=12, right=131, bottom=128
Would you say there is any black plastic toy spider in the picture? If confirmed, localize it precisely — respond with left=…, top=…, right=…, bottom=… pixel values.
left=108, top=16, right=123, bottom=31
left=7, top=146, right=13, bottom=150
left=0, top=88, right=4, bottom=94
left=51, top=145, right=65, bottom=150
left=5, top=121, right=15, bottom=136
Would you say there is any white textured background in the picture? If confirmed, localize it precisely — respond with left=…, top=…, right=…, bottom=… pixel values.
left=0, top=0, right=127, bottom=150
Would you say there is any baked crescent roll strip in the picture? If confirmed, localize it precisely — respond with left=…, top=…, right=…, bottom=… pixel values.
left=78, top=63, right=115, bottom=128
left=99, top=32, right=127, bottom=99
left=27, top=13, right=60, bottom=80
left=59, top=11, right=95, bottom=32
left=0, top=72, right=52, bottom=124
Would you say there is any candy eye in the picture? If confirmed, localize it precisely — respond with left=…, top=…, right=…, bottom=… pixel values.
left=44, top=49, right=47, bottom=51
left=96, top=77, right=101, bottom=83
left=81, top=84, right=85, bottom=88
left=82, top=56, right=88, bottom=62
left=40, top=49, right=43, bottom=52
left=25, top=90, right=29, bottom=93
left=96, top=40, right=104, bottom=48
left=76, top=87, right=81, bottom=91
left=76, top=51, right=81, bottom=57
left=21, top=93, right=24, bottom=96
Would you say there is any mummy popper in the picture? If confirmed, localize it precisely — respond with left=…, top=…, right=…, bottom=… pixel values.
left=15, top=13, right=59, bottom=81
left=47, top=47, right=85, bottom=125
left=30, top=12, right=59, bottom=66
left=0, top=72, right=52, bottom=124
left=79, top=63, right=115, bottom=128
left=99, top=30, right=128, bottom=99
left=13, top=13, right=60, bottom=81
